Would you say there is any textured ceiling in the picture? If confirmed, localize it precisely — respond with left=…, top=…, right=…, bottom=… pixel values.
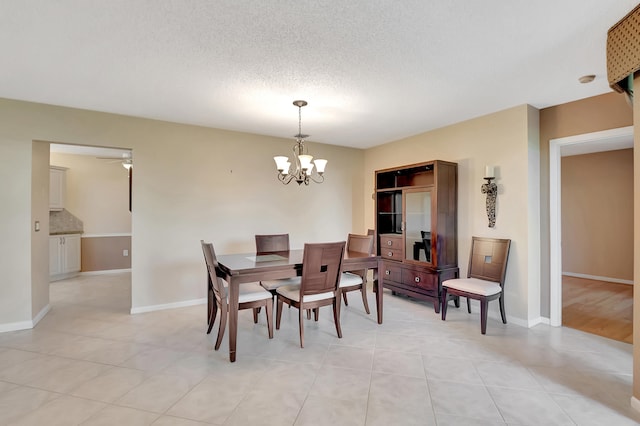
left=0, top=1, right=637, bottom=149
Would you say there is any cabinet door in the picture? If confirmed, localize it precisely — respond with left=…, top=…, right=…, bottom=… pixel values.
left=403, top=188, right=433, bottom=265
left=49, top=237, right=62, bottom=276
left=63, top=235, right=81, bottom=273
left=49, top=168, right=65, bottom=211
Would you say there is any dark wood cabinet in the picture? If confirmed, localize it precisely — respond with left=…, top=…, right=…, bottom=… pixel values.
left=375, top=160, right=458, bottom=312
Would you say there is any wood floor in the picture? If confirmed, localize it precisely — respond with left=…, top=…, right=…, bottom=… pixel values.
left=562, top=275, right=633, bottom=344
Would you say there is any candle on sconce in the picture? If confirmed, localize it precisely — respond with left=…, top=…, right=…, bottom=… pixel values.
left=484, top=165, right=495, bottom=179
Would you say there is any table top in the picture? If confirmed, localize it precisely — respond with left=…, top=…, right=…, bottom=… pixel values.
left=217, top=249, right=378, bottom=275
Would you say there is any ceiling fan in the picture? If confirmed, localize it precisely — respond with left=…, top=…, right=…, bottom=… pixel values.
left=96, top=152, right=133, bottom=169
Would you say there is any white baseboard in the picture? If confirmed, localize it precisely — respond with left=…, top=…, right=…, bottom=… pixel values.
left=0, top=304, right=50, bottom=333
left=563, top=272, right=633, bottom=285
left=131, top=298, right=206, bottom=314
left=631, top=396, right=640, bottom=414
left=80, top=269, right=131, bottom=276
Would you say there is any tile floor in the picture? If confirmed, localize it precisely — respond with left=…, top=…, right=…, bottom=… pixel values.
left=0, top=272, right=639, bottom=425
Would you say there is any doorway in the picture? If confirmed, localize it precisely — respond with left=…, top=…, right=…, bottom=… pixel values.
left=549, top=126, right=634, bottom=329
left=49, top=143, right=133, bottom=311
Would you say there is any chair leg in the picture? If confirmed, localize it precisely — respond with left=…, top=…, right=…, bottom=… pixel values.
left=441, top=287, right=448, bottom=321
left=252, top=308, right=259, bottom=324
left=265, top=301, right=273, bottom=339
left=467, top=297, right=471, bottom=314
left=499, top=294, right=507, bottom=324
left=298, top=307, right=305, bottom=348
left=454, top=295, right=460, bottom=308
left=215, top=304, right=227, bottom=350
left=306, top=309, right=312, bottom=320
left=360, top=285, right=370, bottom=314
left=342, top=291, right=349, bottom=306
left=313, top=308, right=319, bottom=322
left=207, top=299, right=218, bottom=334
left=480, top=300, right=488, bottom=335
left=276, top=297, right=283, bottom=330
left=333, top=297, right=343, bottom=338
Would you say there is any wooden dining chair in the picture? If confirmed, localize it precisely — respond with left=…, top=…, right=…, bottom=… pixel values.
left=339, top=233, right=374, bottom=314
left=255, top=234, right=301, bottom=293
left=201, top=240, right=274, bottom=350
left=441, top=237, right=511, bottom=334
left=275, top=241, right=346, bottom=348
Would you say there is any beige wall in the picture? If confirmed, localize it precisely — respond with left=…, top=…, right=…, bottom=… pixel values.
left=30, top=142, right=50, bottom=325
left=81, top=236, right=131, bottom=271
left=49, top=153, right=131, bottom=235
left=561, top=149, right=633, bottom=281
left=0, top=97, right=363, bottom=326
left=539, top=92, right=633, bottom=317
left=365, top=104, right=541, bottom=324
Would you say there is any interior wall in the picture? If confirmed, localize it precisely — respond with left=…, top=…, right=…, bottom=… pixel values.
left=0, top=139, right=32, bottom=330
left=31, top=141, right=50, bottom=324
left=539, top=92, right=633, bottom=317
left=364, top=104, right=540, bottom=324
left=561, top=149, right=633, bottom=281
left=0, top=97, right=364, bottom=327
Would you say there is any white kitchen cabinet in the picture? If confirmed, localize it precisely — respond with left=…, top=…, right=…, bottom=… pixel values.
left=49, top=234, right=81, bottom=281
left=49, top=166, right=67, bottom=211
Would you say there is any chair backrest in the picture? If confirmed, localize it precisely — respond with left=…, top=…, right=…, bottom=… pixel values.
left=467, top=237, right=511, bottom=286
left=367, top=228, right=376, bottom=253
left=200, top=240, right=227, bottom=301
left=255, top=234, right=290, bottom=254
left=300, top=241, right=346, bottom=296
left=346, top=233, right=374, bottom=255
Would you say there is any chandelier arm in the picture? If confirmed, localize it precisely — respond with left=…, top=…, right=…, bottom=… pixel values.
left=307, top=174, right=325, bottom=184
left=277, top=172, right=295, bottom=185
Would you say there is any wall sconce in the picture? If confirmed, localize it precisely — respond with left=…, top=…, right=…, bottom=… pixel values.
left=481, top=165, right=498, bottom=228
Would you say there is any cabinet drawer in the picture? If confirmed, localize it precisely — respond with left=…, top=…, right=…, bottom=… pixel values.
left=402, top=268, right=436, bottom=291
left=380, top=235, right=402, bottom=250
left=381, top=248, right=402, bottom=260
left=381, top=262, right=402, bottom=283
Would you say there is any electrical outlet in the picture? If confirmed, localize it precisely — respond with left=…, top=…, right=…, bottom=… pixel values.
left=34, top=221, right=40, bottom=232
left=123, top=249, right=129, bottom=257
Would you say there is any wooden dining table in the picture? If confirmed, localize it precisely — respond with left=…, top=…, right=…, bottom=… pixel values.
left=216, top=249, right=383, bottom=362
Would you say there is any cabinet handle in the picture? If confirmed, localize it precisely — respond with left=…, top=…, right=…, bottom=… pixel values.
left=385, top=270, right=391, bottom=275
left=387, top=241, right=392, bottom=246
left=414, top=276, right=420, bottom=283
left=387, top=251, right=393, bottom=257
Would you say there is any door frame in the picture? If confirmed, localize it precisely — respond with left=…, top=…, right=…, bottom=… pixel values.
left=549, top=126, right=633, bottom=326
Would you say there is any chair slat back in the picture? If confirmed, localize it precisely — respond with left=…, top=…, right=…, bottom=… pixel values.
left=467, top=237, right=511, bottom=286
left=255, top=234, right=290, bottom=254
left=300, top=241, right=346, bottom=296
left=346, top=233, right=374, bottom=255
left=201, top=240, right=227, bottom=301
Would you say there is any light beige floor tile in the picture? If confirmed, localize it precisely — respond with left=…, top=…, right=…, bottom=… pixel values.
left=474, top=360, right=543, bottom=390
left=551, top=393, right=640, bottom=426
left=0, top=386, right=60, bottom=424
left=487, top=386, right=574, bottom=425
left=151, top=416, right=212, bottom=425
left=322, top=345, right=374, bottom=370
left=70, top=366, right=149, bottom=402
left=428, top=379, right=502, bottom=421
left=225, top=389, right=306, bottom=426
left=375, top=331, right=425, bottom=352
left=10, top=395, right=105, bottom=426
left=423, top=355, right=483, bottom=384
left=365, top=400, right=436, bottom=426
left=119, top=346, right=187, bottom=372
left=0, top=380, right=18, bottom=393
left=373, top=349, right=425, bottom=377
left=308, top=365, right=371, bottom=403
left=433, top=415, right=507, bottom=426
left=26, top=359, right=110, bottom=393
left=116, top=373, right=193, bottom=413
left=165, top=375, right=252, bottom=424
left=368, top=372, right=430, bottom=411
left=0, top=354, right=73, bottom=385
left=81, top=405, right=160, bottom=425
left=295, top=394, right=367, bottom=426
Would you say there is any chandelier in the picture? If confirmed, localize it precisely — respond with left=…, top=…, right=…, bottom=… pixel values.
left=274, top=100, right=327, bottom=185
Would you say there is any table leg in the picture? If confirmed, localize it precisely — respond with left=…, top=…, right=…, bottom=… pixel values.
left=375, top=259, right=383, bottom=324
left=228, top=279, right=239, bottom=362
